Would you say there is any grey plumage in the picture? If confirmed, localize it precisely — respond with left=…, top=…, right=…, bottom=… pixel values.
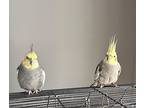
left=91, top=35, right=121, bottom=88
left=91, top=60, right=121, bottom=87
left=17, top=64, right=45, bottom=93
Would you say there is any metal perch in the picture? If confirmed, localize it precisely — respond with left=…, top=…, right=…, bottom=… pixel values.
left=9, top=84, right=136, bottom=108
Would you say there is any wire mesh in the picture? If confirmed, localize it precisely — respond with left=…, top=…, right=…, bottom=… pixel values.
left=9, top=84, right=136, bottom=108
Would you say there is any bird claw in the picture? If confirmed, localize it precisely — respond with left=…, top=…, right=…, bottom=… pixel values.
left=100, top=85, right=104, bottom=88
left=28, top=91, right=33, bottom=95
left=111, top=83, right=117, bottom=87
left=33, top=90, right=39, bottom=94
left=90, top=83, right=104, bottom=88
left=90, top=82, right=98, bottom=87
left=26, top=89, right=40, bottom=95
left=38, top=89, right=41, bottom=92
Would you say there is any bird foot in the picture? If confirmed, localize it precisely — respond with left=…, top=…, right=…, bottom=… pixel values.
left=33, top=90, right=39, bottom=94
left=100, top=85, right=104, bottom=88
left=111, top=83, right=117, bottom=87
left=90, top=82, right=98, bottom=87
left=28, top=90, right=33, bottom=95
left=38, top=89, right=41, bottom=92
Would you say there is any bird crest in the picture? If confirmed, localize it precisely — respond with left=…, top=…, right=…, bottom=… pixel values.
left=26, top=44, right=38, bottom=60
left=107, top=33, right=117, bottom=55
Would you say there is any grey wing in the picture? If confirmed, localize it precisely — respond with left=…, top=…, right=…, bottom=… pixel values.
left=94, top=60, right=103, bottom=81
left=17, top=65, right=30, bottom=89
left=118, top=62, right=121, bottom=76
left=17, top=64, right=23, bottom=80
left=37, top=68, right=45, bottom=89
left=17, top=64, right=22, bottom=71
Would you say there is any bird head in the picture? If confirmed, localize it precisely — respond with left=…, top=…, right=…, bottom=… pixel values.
left=22, top=44, right=39, bottom=70
left=104, top=34, right=118, bottom=65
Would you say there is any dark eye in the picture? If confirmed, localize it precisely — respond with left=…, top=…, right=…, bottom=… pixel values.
left=114, top=56, right=116, bottom=57
left=26, top=56, right=30, bottom=60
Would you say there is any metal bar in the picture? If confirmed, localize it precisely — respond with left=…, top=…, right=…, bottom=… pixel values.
left=93, top=87, right=127, bottom=108
left=47, top=95, right=49, bottom=108
left=51, top=91, right=66, bottom=108
left=9, top=84, right=135, bottom=108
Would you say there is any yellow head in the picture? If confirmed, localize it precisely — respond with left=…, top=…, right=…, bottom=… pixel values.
left=104, top=35, right=118, bottom=65
left=22, top=45, right=39, bottom=70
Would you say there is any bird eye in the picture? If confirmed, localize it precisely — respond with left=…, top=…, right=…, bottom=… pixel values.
left=26, top=56, right=29, bottom=60
left=106, top=55, right=108, bottom=60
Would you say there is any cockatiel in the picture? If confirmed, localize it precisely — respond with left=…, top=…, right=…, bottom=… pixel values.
left=17, top=45, right=45, bottom=95
left=91, top=35, right=121, bottom=88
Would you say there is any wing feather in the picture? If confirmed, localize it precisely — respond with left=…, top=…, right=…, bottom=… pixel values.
left=94, top=60, right=103, bottom=81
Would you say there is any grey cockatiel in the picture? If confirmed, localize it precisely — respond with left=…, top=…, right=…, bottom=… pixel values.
left=91, top=35, right=121, bottom=88
left=17, top=45, right=45, bottom=95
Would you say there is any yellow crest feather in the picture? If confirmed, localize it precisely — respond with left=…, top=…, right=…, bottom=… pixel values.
left=107, top=34, right=117, bottom=54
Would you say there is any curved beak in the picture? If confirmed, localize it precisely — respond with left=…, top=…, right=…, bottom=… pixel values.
left=30, top=59, right=32, bottom=65
left=106, top=55, right=109, bottom=60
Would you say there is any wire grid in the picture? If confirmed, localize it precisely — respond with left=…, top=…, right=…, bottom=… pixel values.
left=9, top=84, right=136, bottom=108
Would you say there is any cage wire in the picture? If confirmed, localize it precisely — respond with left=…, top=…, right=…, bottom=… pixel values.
left=9, top=84, right=136, bottom=108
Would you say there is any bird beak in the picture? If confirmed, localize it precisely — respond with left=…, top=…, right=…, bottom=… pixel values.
left=106, top=55, right=109, bottom=60
left=30, top=60, right=32, bottom=65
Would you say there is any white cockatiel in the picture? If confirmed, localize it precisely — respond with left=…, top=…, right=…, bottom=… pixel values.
left=91, top=35, right=121, bottom=88
left=17, top=45, right=45, bottom=95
